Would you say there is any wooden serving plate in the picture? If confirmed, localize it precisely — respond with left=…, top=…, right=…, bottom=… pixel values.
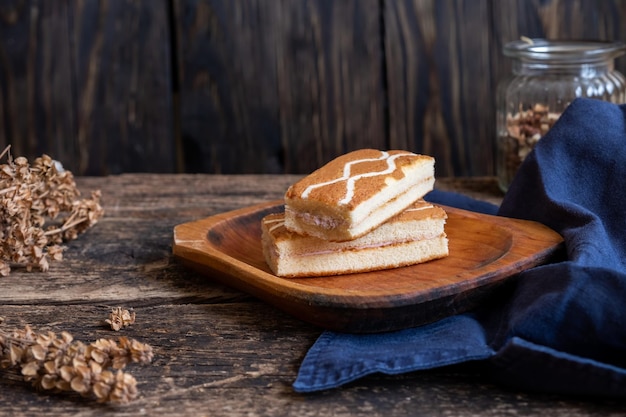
left=172, top=201, right=563, bottom=333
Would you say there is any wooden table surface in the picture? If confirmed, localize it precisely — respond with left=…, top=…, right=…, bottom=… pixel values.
left=0, top=174, right=622, bottom=416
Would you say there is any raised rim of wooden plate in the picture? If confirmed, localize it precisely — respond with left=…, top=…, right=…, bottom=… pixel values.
left=172, top=200, right=564, bottom=332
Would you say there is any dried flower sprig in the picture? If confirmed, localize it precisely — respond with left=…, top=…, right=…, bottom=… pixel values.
left=0, top=324, right=153, bottom=404
left=105, top=307, right=136, bottom=331
left=0, top=146, right=104, bottom=276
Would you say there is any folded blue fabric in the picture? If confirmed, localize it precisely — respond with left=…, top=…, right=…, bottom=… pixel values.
left=294, top=98, right=626, bottom=397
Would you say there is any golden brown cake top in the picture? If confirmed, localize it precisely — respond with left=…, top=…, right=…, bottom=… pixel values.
left=285, top=149, right=433, bottom=208
left=395, top=200, right=447, bottom=222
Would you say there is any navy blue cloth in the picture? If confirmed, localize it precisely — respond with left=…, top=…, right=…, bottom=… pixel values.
left=425, top=188, right=499, bottom=215
left=293, top=98, right=626, bottom=397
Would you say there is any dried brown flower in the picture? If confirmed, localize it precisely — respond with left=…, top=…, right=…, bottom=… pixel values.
left=0, top=324, right=153, bottom=404
left=105, top=307, right=136, bottom=331
left=0, top=145, right=104, bottom=275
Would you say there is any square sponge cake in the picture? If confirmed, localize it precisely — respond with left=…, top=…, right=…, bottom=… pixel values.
left=262, top=200, right=448, bottom=277
left=284, top=149, right=435, bottom=241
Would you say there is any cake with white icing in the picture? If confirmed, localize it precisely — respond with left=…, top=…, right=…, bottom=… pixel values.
left=284, top=149, right=435, bottom=242
left=261, top=200, right=448, bottom=277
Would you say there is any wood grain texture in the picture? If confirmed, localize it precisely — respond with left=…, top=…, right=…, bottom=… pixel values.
left=173, top=0, right=386, bottom=174
left=492, top=0, right=626, bottom=41
left=2, top=303, right=620, bottom=417
left=0, top=174, right=621, bottom=415
left=0, top=0, right=175, bottom=175
left=0, top=174, right=289, bottom=307
left=71, top=0, right=175, bottom=175
left=0, top=1, right=76, bottom=161
left=3, top=1, right=626, bottom=178
left=383, top=0, right=496, bottom=177
left=491, top=0, right=626, bottom=85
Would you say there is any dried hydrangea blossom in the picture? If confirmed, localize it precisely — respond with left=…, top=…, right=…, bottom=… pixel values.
left=105, top=307, right=136, bottom=331
left=0, top=146, right=104, bottom=275
left=0, top=324, right=153, bottom=404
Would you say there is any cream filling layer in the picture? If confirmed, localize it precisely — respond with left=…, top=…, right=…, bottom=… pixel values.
left=285, top=176, right=435, bottom=240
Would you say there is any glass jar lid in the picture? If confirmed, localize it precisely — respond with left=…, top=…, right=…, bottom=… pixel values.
left=503, top=39, right=626, bottom=64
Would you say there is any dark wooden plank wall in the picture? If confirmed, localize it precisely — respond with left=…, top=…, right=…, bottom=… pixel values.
left=174, top=0, right=386, bottom=174
left=0, top=0, right=175, bottom=175
left=0, top=0, right=625, bottom=176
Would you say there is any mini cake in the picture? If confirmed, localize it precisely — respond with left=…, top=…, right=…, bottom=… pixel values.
left=262, top=200, right=448, bottom=277
left=284, top=149, right=435, bottom=241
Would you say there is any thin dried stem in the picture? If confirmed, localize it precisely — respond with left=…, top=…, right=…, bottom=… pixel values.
left=43, top=215, right=85, bottom=237
left=0, top=145, right=11, bottom=161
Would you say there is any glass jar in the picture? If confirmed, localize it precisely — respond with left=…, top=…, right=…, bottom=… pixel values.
left=496, top=39, right=626, bottom=192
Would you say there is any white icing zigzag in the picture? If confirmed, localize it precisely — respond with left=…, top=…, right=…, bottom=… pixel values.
left=405, top=204, right=433, bottom=212
left=301, top=151, right=413, bottom=205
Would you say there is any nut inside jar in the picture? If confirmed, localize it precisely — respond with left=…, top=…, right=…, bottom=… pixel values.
left=498, top=104, right=560, bottom=189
